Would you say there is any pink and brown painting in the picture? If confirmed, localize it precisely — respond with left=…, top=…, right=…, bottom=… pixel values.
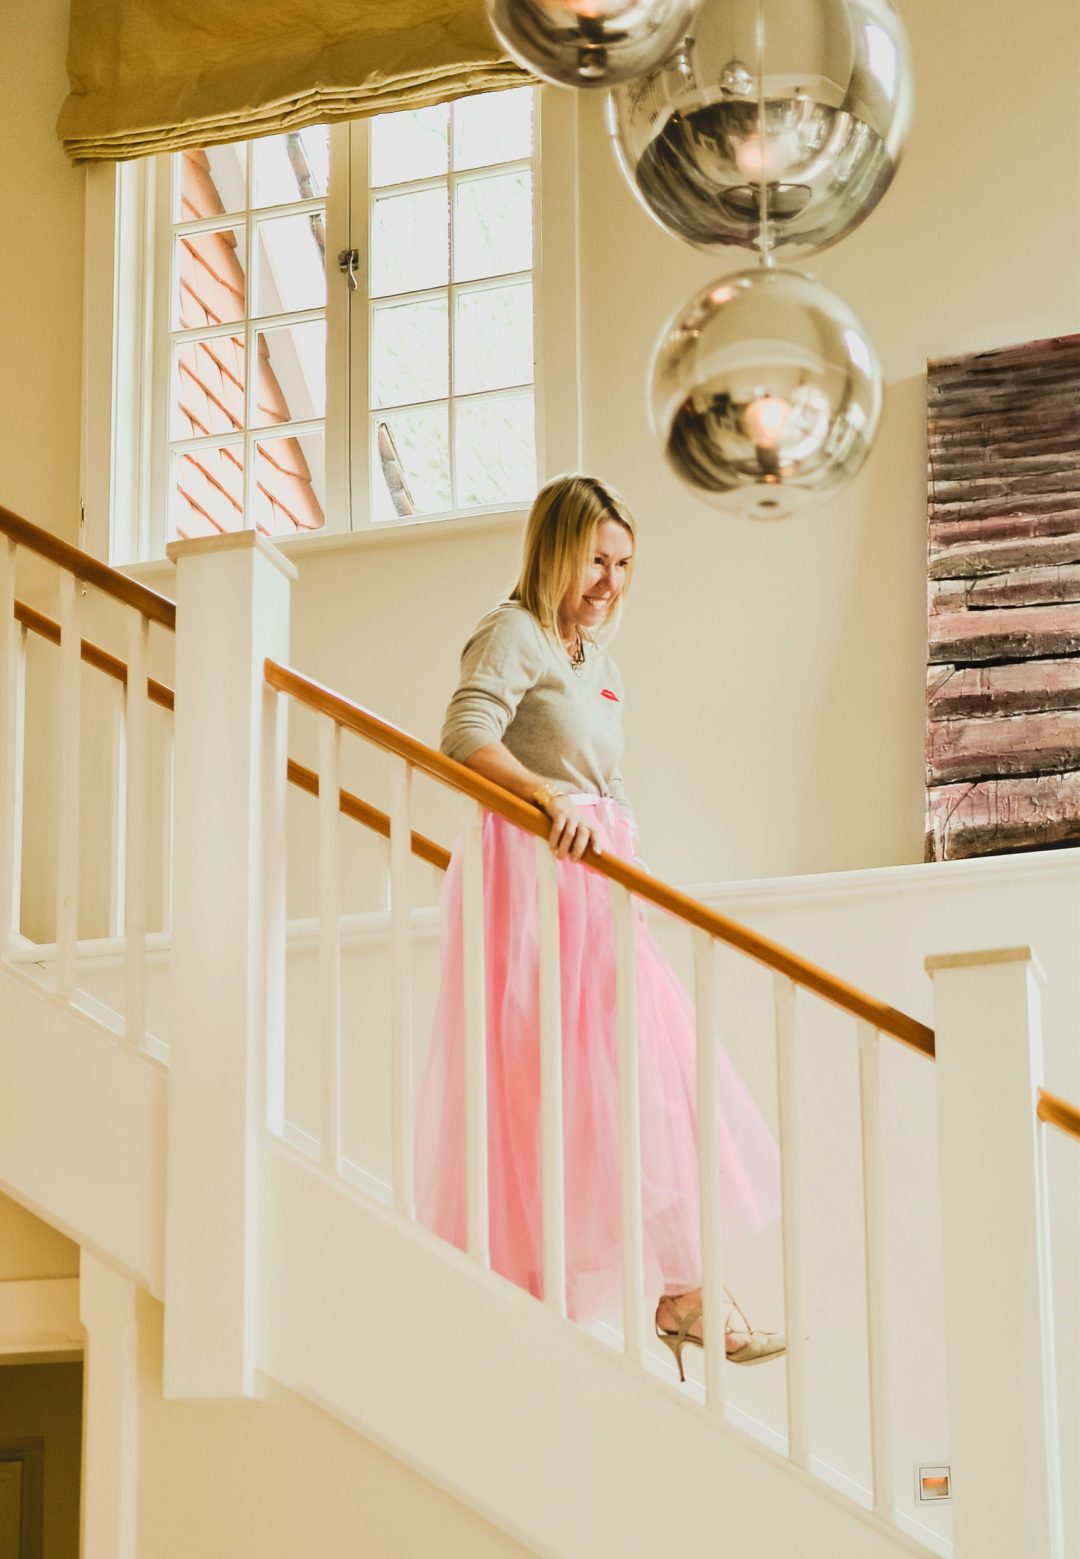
left=926, top=333, right=1080, bottom=860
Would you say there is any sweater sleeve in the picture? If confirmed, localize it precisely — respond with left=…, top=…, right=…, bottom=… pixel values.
left=441, top=607, right=546, bottom=764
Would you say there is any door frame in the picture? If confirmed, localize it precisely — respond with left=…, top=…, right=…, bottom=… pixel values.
left=0, top=1439, right=44, bottom=1559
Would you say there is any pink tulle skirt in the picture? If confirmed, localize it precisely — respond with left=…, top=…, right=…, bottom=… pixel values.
left=414, top=797, right=780, bottom=1322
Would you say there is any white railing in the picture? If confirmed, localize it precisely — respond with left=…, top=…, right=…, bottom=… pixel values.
left=0, top=506, right=176, bottom=1056
left=4, top=520, right=1072, bottom=1559
left=256, top=616, right=1062, bottom=1559
left=259, top=648, right=941, bottom=1547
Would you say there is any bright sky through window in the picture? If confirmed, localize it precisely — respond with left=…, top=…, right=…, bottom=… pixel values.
left=367, top=88, right=537, bottom=524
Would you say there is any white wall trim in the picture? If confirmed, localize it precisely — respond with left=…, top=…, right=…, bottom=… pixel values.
left=687, top=845, right=1080, bottom=912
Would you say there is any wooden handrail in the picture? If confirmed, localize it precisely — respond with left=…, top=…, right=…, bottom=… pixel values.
left=12, top=598, right=449, bottom=872
left=285, top=759, right=451, bottom=873
left=15, top=600, right=175, bottom=710
left=1037, top=1088, right=1080, bottom=1143
left=0, top=504, right=177, bottom=631
left=264, top=656, right=937, bottom=1058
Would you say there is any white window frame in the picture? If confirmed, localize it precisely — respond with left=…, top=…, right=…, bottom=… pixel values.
left=82, top=89, right=582, bottom=567
left=147, top=138, right=346, bottom=553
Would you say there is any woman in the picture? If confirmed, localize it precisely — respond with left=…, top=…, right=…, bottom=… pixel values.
left=414, top=473, right=783, bottom=1376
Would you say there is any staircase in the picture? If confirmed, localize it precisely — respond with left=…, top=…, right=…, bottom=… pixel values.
left=0, top=505, right=1074, bottom=1559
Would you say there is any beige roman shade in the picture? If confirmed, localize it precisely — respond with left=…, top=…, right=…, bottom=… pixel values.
left=58, top=0, right=529, bottom=163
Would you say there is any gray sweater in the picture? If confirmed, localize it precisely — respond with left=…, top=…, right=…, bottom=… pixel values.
left=441, top=602, right=630, bottom=807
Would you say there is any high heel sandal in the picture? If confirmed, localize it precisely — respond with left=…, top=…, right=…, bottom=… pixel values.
left=655, top=1290, right=786, bottom=1382
left=654, top=1300, right=704, bottom=1383
left=720, top=1290, right=786, bottom=1368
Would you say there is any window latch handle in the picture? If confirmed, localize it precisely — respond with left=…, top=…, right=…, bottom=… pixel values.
left=337, top=248, right=360, bottom=291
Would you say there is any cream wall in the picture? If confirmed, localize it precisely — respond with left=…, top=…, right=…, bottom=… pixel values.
left=0, top=0, right=83, bottom=543
left=0, top=0, right=86, bottom=931
left=134, top=1293, right=534, bottom=1559
left=573, top=0, right=1080, bottom=882
left=0, top=1193, right=79, bottom=1283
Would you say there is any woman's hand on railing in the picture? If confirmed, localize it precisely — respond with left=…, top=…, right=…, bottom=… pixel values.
left=537, top=791, right=604, bottom=862
left=457, top=742, right=605, bottom=863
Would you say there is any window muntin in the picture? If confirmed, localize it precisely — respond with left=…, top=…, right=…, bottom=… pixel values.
left=92, top=86, right=569, bottom=563
left=361, top=87, right=538, bottom=525
left=166, top=130, right=330, bottom=543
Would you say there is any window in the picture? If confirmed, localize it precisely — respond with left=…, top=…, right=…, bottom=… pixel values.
left=166, top=130, right=331, bottom=542
left=361, top=91, right=537, bottom=524
left=86, top=87, right=577, bottom=564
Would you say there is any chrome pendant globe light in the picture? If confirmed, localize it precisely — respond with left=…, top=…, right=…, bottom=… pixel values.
left=481, top=0, right=911, bottom=517
left=488, top=0, right=695, bottom=89
left=609, top=0, right=914, bottom=259
left=624, top=0, right=907, bottom=517
left=648, top=266, right=882, bottom=518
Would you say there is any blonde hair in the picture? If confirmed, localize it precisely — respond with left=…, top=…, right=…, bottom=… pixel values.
left=510, top=474, right=636, bottom=643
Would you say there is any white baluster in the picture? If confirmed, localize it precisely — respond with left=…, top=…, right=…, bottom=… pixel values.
left=160, top=708, right=174, bottom=935
left=536, top=839, right=566, bottom=1316
left=0, top=538, right=17, bottom=958
left=461, top=801, right=489, bottom=1264
left=108, top=682, right=126, bottom=939
left=389, top=756, right=414, bottom=1217
left=694, top=930, right=726, bottom=1408
left=8, top=624, right=27, bottom=943
left=56, top=573, right=81, bottom=998
left=611, top=880, right=644, bottom=1364
left=857, top=1019, right=893, bottom=1522
left=774, top=973, right=808, bottom=1467
left=124, top=613, right=149, bottom=1048
left=378, top=835, right=392, bottom=915
left=318, top=716, right=342, bottom=1171
left=262, top=679, right=289, bottom=1145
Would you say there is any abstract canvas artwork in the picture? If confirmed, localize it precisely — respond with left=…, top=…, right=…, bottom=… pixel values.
left=926, top=333, right=1080, bottom=861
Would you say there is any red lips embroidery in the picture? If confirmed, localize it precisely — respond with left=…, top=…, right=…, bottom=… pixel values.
left=601, top=689, right=619, bottom=701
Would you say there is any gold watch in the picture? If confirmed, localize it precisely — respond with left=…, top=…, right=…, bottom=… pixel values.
left=532, top=781, right=560, bottom=814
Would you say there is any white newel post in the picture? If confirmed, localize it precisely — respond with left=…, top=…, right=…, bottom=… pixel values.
left=163, top=532, right=294, bottom=1399
left=926, top=947, right=1063, bottom=1559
